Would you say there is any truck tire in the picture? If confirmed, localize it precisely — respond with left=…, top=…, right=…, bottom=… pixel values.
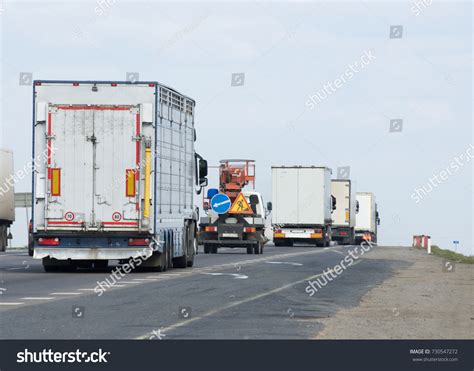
left=43, top=264, right=59, bottom=272
left=94, top=260, right=108, bottom=269
left=254, top=243, right=262, bottom=255
left=246, top=247, right=253, bottom=254
left=174, top=225, right=191, bottom=269
left=204, top=244, right=211, bottom=254
left=211, top=246, right=218, bottom=254
left=187, top=235, right=197, bottom=267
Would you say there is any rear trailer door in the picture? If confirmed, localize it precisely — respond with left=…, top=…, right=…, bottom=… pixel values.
left=45, top=104, right=141, bottom=231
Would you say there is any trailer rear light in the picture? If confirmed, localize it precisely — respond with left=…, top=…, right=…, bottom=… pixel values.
left=50, top=168, right=61, bottom=196
left=126, top=169, right=136, bottom=197
left=35, top=82, right=42, bottom=86
left=363, top=234, right=372, bottom=241
left=274, top=232, right=286, bottom=238
left=243, top=227, right=256, bottom=233
left=73, top=83, right=80, bottom=86
left=111, top=83, right=118, bottom=87
left=148, top=83, right=155, bottom=87
left=38, top=238, right=60, bottom=246
left=204, top=226, right=217, bottom=232
left=340, top=231, right=348, bottom=236
left=128, top=238, right=150, bottom=246
left=313, top=229, right=322, bottom=233
left=274, top=229, right=282, bottom=233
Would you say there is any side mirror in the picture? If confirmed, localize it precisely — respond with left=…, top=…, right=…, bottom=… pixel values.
left=7, top=232, right=12, bottom=240
left=331, top=195, right=337, bottom=211
left=199, top=158, right=208, bottom=181
left=356, top=201, right=360, bottom=214
left=193, top=128, right=197, bottom=142
left=203, top=201, right=209, bottom=211
left=249, top=195, right=259, bottom=204
left=266, top=202, right=272, bottom=211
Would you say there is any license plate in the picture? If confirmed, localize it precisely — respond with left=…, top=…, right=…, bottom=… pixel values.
left=312, top=233, right=323, bottom=239
left=222, top=233, right=238, bottom=238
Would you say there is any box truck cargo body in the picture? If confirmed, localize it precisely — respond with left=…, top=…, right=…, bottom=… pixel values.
left=271, top=166, right=333, bottom=247
left=355, top=192, right=380, bottom=243
left=31, top=80, right=207, bottom=271
left=0, top=149, right=15, bottom=251
left=330, top=179, right=357, bottom=245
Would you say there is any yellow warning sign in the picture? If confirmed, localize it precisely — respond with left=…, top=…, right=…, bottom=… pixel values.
left=229, top=193, right=253, bottom=215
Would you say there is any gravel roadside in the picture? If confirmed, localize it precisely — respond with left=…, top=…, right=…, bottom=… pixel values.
left=315, top=246, right=473, bottom=339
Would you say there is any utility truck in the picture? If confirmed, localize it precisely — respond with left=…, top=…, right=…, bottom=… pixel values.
left=31, top=80, right=208, bottom=272
left=355, top=192, right=380, bottom=244
left=0, top=149, right=15, bottom=251
left=331, top=179, right=358, bottom=245
left=271, top=166, right=334, bottom=247
left=199, top=160, right=269, bottom=254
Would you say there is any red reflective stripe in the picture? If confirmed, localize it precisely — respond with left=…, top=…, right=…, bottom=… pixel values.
left=56, top=106, right=130, bottom=111
left=102, top=222, right=139, bottom=226
left=48, top=221, right=82, bottom=225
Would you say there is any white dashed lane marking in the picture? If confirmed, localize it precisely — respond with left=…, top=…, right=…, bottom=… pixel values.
left=0, top=302, right=24, bottom=306
left=50, top=292, right=82, bottom=296
left=21, top=297, right=56, bottom=300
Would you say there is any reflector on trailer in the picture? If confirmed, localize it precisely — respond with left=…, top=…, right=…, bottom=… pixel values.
left=38, top=237, right=60, bottom=246
left=126, top=169, right=136, bottom=197
left=50, top=168, right=61, bottom=196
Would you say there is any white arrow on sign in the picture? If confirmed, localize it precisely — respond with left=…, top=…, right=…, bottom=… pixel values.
left=212, top=199, right=231, bottom=209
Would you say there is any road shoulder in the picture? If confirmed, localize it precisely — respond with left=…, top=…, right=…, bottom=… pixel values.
left=315, top=246, right=473, bottom=339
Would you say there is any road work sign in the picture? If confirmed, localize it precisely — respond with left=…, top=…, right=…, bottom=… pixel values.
left=210, top=193, right=231, bottom=214
left=229, top=193, right=253, bottom=215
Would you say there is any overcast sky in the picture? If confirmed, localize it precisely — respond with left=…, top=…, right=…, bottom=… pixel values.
left=0, top=1, right=472, bottom=255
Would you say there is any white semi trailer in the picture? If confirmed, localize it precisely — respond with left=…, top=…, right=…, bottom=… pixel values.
left=331, top=179, right=358, bottom=245
left=355, top=192, right=380, bottom=244
left=271, top=166, right=334, bottom=247
left=31, top=80, right=208, bottom=272
left=0, top=149, right=15, bottom=251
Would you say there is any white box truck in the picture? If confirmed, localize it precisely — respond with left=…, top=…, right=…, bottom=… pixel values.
left=0, top=149, right=15, bottom=251
left=31, top=80, right=208, bottom=272
left=331, top=179, right=358, bottom=245
left=355, top=192, right=380, bottom=244
left=271, top=166, right=334, bottom=247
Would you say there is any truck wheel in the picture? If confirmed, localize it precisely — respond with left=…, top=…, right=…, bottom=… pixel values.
left=204, top=244, right=211, bottom=254
left=253, top=243, right=262, bottom=255
left=246, top=247, right=253, bottom=254
left=94, top=260, right=108, bottom=269
left=211, top=246, right=218, bottom=254
left=43, top=265, right=58, bottom=272
left=187, top=235, right=197, bottom=267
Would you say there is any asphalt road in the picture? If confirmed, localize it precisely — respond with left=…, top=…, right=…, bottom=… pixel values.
left=0, top=244, right=406, bottom=339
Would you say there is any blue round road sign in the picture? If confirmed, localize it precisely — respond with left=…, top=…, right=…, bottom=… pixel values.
left=210, top=193, right=231, bottom=214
